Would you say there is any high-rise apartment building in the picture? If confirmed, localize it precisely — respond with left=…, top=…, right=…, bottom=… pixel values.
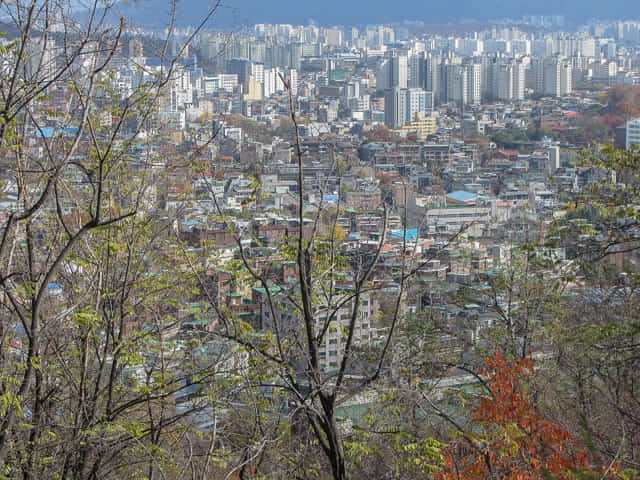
left=405, top=88, right=431, bottom=122
left=440, top=62, right=481, bottom=105
left=263, top=67, right=286, bottom=97
left=392, top=54, right=408, bottom=89
left=323, top=28, right=343, bottom=47
left=385, top=87, right=406, bottom=129
left=486, top=59, right=525, bottom=101
left=376, top=58, right=392, bottom=91
left=444, top=64, right=467, bottom=105
left=385, top=87, right=433, bottom=129
left=408, top=54, right=423, bottom=88
left=424, top=54, right=440, bottom=103
left=533, top=58, right=572, bottom=96
left=466, top=62, right=482, bottom=105
left=548, top=58, right=572, bottom=96
left=626, top=118, right=640, bottom=150
left=376, top=53, right=408, bottom=92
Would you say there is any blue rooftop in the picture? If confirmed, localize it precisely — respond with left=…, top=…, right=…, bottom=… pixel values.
left=446, top=190, right=478, bottom=203
left=47, top=282, right=63, bottom=296
left=390, top=228, right=418, bottom=242
left=38, top=126, right=79, bottom=138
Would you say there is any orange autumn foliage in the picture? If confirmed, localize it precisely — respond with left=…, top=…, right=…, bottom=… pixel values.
left=434, top=352, right=620, bottom=480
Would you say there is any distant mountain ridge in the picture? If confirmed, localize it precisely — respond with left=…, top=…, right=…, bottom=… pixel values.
left=114, top=0, right=640, bottom=27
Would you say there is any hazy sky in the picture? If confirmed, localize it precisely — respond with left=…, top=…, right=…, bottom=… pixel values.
left=118, top=0, right=640, bottom=26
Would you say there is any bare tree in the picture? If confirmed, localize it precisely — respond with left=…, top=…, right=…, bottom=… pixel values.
left=0, top=1, right=226, bottom=478
left=182, top=82, right=465, bottom=480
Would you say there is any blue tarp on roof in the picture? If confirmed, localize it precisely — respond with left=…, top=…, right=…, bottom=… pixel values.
left=390, top=228, right=418, bottom=242
left=47, top=282, right=63, bottom=296
left=324, top=195, right=339, bottom=203
left=38, top=126, right=79, bottom=138
left=12, top=324, right=26, bottom=334
left=446, top=190, right=478, bottom=203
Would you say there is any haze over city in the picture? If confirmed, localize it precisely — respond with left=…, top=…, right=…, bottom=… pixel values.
left=116, top=0, right=640, bottom=26
left=1, top=0, right=640, bottom=479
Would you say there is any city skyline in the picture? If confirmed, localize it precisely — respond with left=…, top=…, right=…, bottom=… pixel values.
left=113, top=0, right=640, bottom=28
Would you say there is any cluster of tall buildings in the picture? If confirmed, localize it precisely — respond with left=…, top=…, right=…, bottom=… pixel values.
left=378, top=50, right=568, bottom=129
left=384, top=87, right=433, bottom=128
left=384, top=50, right=571, bottom=102
left=107, top=17, right=640, bottom=138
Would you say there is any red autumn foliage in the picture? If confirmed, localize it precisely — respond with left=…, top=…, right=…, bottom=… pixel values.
left=364, top=125, right=403, bottom=143
left=607, top=85, right=640, bottom=119
left=601, top=114, right=626, bottom=130
left=434, top=352, right=621, bottom=480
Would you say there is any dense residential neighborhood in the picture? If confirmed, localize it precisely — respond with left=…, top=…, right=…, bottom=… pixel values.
left=1, top=3, right=640, bottom=478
